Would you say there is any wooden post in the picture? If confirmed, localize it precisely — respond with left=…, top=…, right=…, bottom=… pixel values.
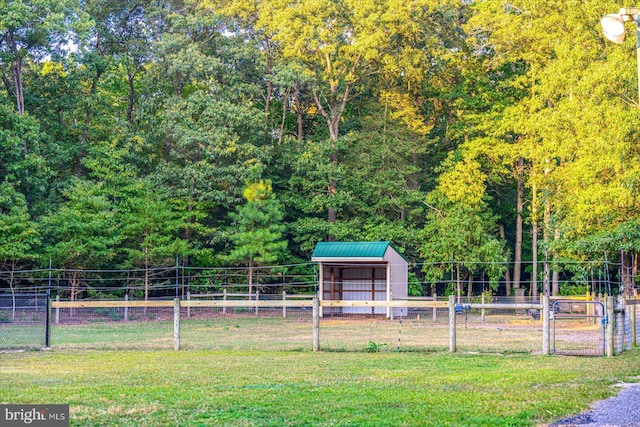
left=187, top=291, right=191, bottom=319
left=255, top=291, right=260, bottom=316
left=124, top=294, right=129, bottom=322
left=313, top=297, right=320, bottom=352
left=624, top=300, right=632, bottom=350
left=542, top=295, right=550, bottom=355
left=432, top=292, right=437, bottom=321
left=481, top=293, right=486, bottom=322
left=222, top=289, right=227, bottom=315
left=449, top=294, right=456, bottom=353
left=631, top=301, right=637, bottom=347
left=55, top=294, right=60, bottom=325
left=174, top=298, right=180, bottom=351
left=606, top=296, right=614, bottom=357
left=283, top=290, right=287, bottom=318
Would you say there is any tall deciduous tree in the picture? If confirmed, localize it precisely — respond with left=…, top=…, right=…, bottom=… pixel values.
left=421, top=156, right=506, bottom=299
left=0, top=181, right=39, bottom=316
left=41, top=179, right=120, bottom=302
left=0, top=0, right=71, bottom=118
left=213, top=0, right=459, bottom=224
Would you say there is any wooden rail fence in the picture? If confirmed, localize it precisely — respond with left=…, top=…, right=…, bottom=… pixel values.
left=49, top=295, right=637, bottom=356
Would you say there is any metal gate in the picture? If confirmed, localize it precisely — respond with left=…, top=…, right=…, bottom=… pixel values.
left=552, top=300, right=606, bottom=356
left=0, top=293, right=50, bottom=350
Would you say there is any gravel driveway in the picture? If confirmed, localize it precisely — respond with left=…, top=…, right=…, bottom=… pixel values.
left=549, top=382, right=640, bottom=426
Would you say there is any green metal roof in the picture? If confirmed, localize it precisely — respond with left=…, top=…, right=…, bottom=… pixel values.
left=311, top=241, right=407, bottom=261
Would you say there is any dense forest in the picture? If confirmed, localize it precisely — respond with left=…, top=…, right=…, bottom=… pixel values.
left=1, top=0, right=639, bottom=297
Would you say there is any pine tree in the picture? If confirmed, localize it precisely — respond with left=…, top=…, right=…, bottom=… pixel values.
left=225, top=180, right=287, bottom=297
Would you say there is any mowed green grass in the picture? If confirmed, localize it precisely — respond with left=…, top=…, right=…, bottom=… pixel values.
left=1, top=349, right=640, bottom=426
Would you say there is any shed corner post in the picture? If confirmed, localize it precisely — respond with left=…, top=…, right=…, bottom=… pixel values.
left=386, top=263, right=391, bottom=319
left=448, top=294, right=456, bottom=353
left=318, top=262, right=324, bottom=318
left=313, top=296, right=320, bottom=352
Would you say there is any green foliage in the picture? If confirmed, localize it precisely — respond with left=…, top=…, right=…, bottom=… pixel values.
left=364, top=341, right=387, bottom=353
left=119, top=179, right=189, bottom=269
left=41, top=178, right=120, bottom=269
left=408, top=272, right=423, bottom=297
left=421, top=156, right=507, bottom=288
left=0, top=181, right=40, bottom=265
left=1, top=0, right=640, bottom=299
left=225, top=180, right=287, bottom=269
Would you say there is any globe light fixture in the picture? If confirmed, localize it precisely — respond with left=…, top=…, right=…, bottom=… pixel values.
left=601, top=14, right=627, bottom=43
left=601, top=8, right=640, bottom=106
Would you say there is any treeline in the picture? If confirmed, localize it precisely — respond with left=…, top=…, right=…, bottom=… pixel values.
left=0, top=0, right=639, bottom=297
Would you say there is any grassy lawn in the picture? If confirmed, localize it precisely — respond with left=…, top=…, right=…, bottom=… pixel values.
left=1, top=349, right=640, bottom=426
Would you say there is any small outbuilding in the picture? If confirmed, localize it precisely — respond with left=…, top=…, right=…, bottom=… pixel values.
left=311, top=241, right=408, bottom=317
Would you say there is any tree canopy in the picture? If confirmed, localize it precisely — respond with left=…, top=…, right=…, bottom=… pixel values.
left=1, top=0, right=639, bottom=296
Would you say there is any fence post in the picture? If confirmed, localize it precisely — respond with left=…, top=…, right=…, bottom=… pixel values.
left=174, top=298, right=180, bottom=351
left=313, top=297, right=320, bottom=352
left=624, top=301, right=632, bottom=351
left=124, top=294, right=129, bottom=322
left=449, top=294, right=456, bottom=353
left=255, top=291, right=260, bottom=316
left=432, top=292, right=437, bottom=321
left=542, top=295, right=550, bottom=355
left=45, top=295, right=51, bottom=349
left=481, top=293, right=485, bottom=322
left=606, top=296, right=614, bottom=357
left=283, top=290, right=287, bottom=319
left=631, top=300, right=637, bottom=347
left=223, top=289, right=227, bottom=315
left=55, top=294, right=60, bottom=325
left=187, top=291, right=191, bottom=319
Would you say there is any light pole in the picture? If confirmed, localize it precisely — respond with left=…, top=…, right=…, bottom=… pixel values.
left=601, top=7, right=640, bottom=106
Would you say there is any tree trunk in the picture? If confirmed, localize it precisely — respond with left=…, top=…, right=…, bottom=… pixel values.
left=294, top=82, right=304, bottom=141
left=278, top=87, right=290, bottom=144
left=144, top=245, right=149, bottom=315
left=1, top=72, right=13, bottom=100
left=622, top=250, right=634, bottom=297
left=467, top=273, right=473, bottom=299
left=70, top=271, right=79, bottom=319
left=543, top=198, right=551, bottom=296
left=9, top=263, right=16, bottom=319
left=8, top=31, right=25, bottom=118
left=264, top=46, right=274, bottom=131
left=531, top=183, right=538, bottom=298
left=248, top=258, right=254, bottom=300
left=311, top=76, right=352, bottom=225
left=456, top=264, right=461, bottom=303
left=552, top=227, right=560, bottom=296
left=513, top=158, right=524, bottom=290
left=127, top=70, right=135, bottom=124
left=499, top=223, right=511, bottom=296
left=265, top=79, right=273, bottom=131
left=144, top=246, right=149, bottom=301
